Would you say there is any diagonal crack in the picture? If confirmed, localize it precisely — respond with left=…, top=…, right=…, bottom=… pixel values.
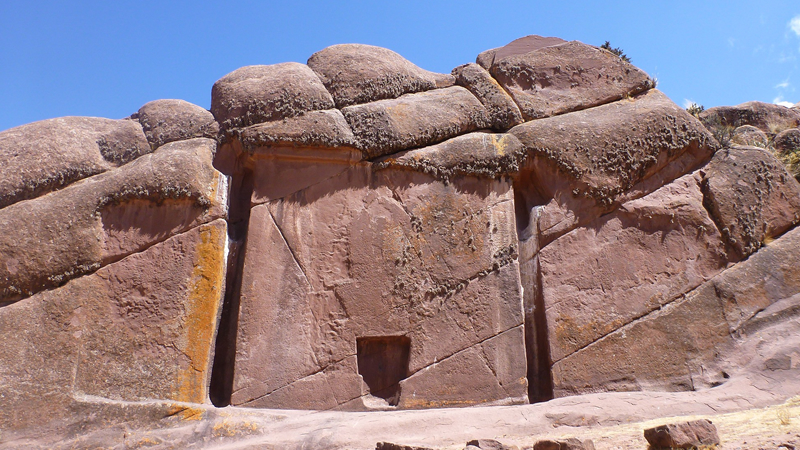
left=267, top=208, right=312, bottom=289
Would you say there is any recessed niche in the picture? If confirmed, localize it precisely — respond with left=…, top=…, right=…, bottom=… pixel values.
left=356, top=335, right=411, bottom=406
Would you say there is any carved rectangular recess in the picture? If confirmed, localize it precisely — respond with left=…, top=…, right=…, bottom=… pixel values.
left=356, top=335, right=411, bottom=406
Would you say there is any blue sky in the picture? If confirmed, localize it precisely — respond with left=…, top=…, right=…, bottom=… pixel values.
left=2, top=1, right=800, bottom=132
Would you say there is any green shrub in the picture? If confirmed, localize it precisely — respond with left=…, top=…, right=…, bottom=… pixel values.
left=600, top=41, right=631, bottom=63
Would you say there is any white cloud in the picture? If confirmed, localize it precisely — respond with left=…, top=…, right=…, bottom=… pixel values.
left=776, top=79, right=791, bottom=89
left=682, top=99, right=696, bottom=109
left=773, top=96, right=794, bottom=107
left=791, top=15, right=800, bottom=36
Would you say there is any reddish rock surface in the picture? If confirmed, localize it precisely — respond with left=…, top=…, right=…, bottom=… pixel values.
left=511, top=89, right=717, bottom=245
left=342, top=86, right=490, bottom=158
left=0, top=116, right=150, bottom=209
left=486, top=39, right=653, bottom=120
left=136, top=98, right=219, bottom=149
left=643, top=419, right=720, bottom=449
left=210, top=62, right=335, bottom=131
left=452, top=63, right=524, bottom=131
left=699, top=100, right=800, bottom=135
left=773, top=127, right=800, bottom=154
left=2, top=36, right=800, bottom=450
left=731, top=124, right=768, bottom=147
left=0, top=220, right=227, bottom=430
left=701, top=145, right=800, bottom=259
left=308, top=44, right=454, bottom=108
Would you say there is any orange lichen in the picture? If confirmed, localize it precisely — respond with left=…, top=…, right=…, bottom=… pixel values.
left=176, top=221, right=227, bottom=403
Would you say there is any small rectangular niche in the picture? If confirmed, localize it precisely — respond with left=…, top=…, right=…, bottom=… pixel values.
left=356, top=335, right=411, bottom=406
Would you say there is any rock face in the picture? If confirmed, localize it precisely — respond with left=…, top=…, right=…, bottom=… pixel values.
left=643, top=419, right=720, bottom=449
left=486, top=38, right=653, bottom=120
left=308, top=44, right=455, bottom=108
left=3, top=35, right=800, bottom=448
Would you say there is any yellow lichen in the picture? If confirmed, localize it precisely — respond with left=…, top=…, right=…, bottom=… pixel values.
left=176, top=221, right=227, bottom=403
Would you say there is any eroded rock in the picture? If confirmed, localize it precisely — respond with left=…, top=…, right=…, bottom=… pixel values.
left=774, top=128, right=800, bottom=154
left=487, top=39, right=653, bottom=120
left=210, top=62, right=335, bottom=131
left=0, top=117, right=150, bottom=209
left=700, top=101, right=800, bottom=135
left=511, top=89, right=717, bottom=244
left=374, top=132, right=525, bottom=182
left=136, top=99, right=219, bottom=149
left=452, top=63, right=524, bottom=131
left=701, top=146, right=800, bottom=259
left=533, top=438, right=595, bottom=450
left=731, top=124, right=768, bottom=147
left=0, top=220, right=227, bottom=430
left=476, top=35, right=568, bottom=70
left=308, top=43, right=454, bottom=108
left=235, top=109, right=357, bottom=151
left=342, top=86, right=490, bottom=158
left=540, top=172, right=730, bottom=365
left=0, top=138, right=227, bottom=304
left=643, top=419, right=720, bottom=449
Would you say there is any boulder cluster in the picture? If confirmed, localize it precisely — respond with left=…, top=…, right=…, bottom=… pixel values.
left=1, top=35, right=799, bottom=448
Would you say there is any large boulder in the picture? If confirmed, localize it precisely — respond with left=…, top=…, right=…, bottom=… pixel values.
left=699, top=101, right=800, bottom=135
left=701, top=146, right=800, bottom=259
left=342, top=86, right=490, bottom=158
left=136, top=99, right=219, bottom=149
left=730, top=124, right=768, bottom=147
left=231, top=166, right=526, bottom=410
left=234, top=109, right=356, bottom=152
left=773, top=127, right=800, bottom=154
left=510, top=89, right=718, bottom=244
left=374, top=132, right=526, bottom=183
left=0, top=138, right=227, bottom=304
left=0, top=117, right=150, bottom=209
left=307, top=44, right=454, bottom=108
left=552, top=224, right=800, bottom=396
left=210, top=62, right=335, bottom=131
left=643, top=420, right=720, bottom=449
left=540, top=172, right=730, bottom=364
left=476, top=35, right=568, bottom=70
left=485, top=39, right=653, bottom=120
left=0, top=220, right=227, bottom=431
left=452, top=63, right=523, bottom=131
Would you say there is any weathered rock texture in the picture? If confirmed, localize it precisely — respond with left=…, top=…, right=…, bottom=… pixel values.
left=3, top=34, right=800, bottom=448
left=643, top=419, right=720, bottom=449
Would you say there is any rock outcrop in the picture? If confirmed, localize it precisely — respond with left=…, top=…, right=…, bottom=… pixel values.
left=2, top=34, right=800, bottom=449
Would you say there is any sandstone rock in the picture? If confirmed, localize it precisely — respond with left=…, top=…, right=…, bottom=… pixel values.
left=136, top=99, right=219, bottom=149
left=540, top=172, right=730, bottom=364
left=510, top=89, right=717, bottom=244
left=0, top=138, right=227, bottom=304
left=452, top=63, right=523, bottom=131
left=476, top=35, right=568, bottom=70
left=701, top=146, right=800, bottom=259
left=533, top=438, right=595, bottom=450
left=643, top=419, right=720, bottom=449
left=773, top=128, right=800, bottom=154
left=699, top=101, right=800, bottom=135
left=307, top=43, right=454, bottom=108
left=342, top=86, right=490, bottom=158
left=231, top=166, right=525, bottom=410
left=235, top=109, right=356, bottom=151
left=0, top=220, right=227, bottom=430
left=488, top=40, right=653, bottom=120
left=377, top=443, right=435, bottom=450
left=374, top=132, right=525, bottom=182
left=0, top=116, right=150, bottom=209
left=210, top=62, right=335, bottom=130
left=552, top=224, right=800, bottom=396
left=466, top=438, right=518, bottom=450
left=731, top=124, right=768, bottom=147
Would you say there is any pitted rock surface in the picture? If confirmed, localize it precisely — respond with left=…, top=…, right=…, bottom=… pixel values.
left=476, top=35, right=568, bottom=70
left=235, top=109, right=357, bottom=151
left=136, top=99, right=219, bottom=149
left=0, top=116, right=150, bottom=209
left=342, top=86, right=490, bottom=158
left=731, top=124, right=768, bottom=147
left=210, top=62, right=335, bottom=131
left=488, top=39, right=653, bottom=120
left=701, top=145, right=800, bottom=259
left=308, top=43, right=455, bottom=108
left=699, top=100, right=800, bottom=135
left=452, top=63, right=524, bottom=131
